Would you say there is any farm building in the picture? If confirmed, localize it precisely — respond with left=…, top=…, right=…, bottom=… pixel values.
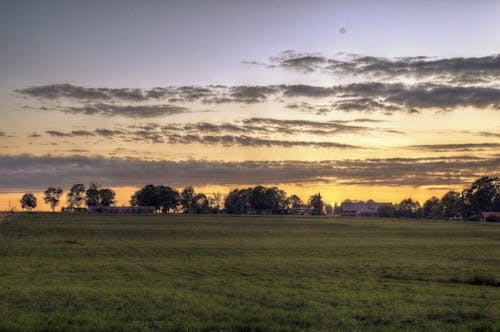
left=481, top=211, right=500, bottom=221
left=341, top=202, right=390, bottom=217
left=88, top=206, right=155, bottom=214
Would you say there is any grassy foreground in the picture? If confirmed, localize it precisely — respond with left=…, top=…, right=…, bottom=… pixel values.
left=1, top=214, right=500, bottom=331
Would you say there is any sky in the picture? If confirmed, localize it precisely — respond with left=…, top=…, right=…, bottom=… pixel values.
left=0, top=0, right=499, bottom=210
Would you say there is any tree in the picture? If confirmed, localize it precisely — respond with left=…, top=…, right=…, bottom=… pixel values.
left=210, top=192, right=223, bottom=211
left=224, top=188, right=250, bottom=214
left=86, top=183, right=101, bottom=207
left=21, top=193, right=37, bottom=212
left=192, top=193, right=209, bottom=214
left=99, top=188, right=116, bottom=207
left=377, top=204, right=396, bottom=217
left=397, top=198, right=422, bottom=218
left=43, top=187, right=63, bottom=212
left=157, top=185, right=179, bottom=213
left=264, top=187, right=288, bottom=214
left=441, top=191, right=462, bottom=219
left=309, top=193, right=324, bottom=215
left=85, top=183, right=115, bottom=207
left=130, top=185, right=161, bottom=211
left=67, top=184, right=86, bottom=208
left=288, top=194, right=302, bottom=214
left=422, top=196, right=442, bottom=219
left=180, top=186, right=195, bottom=213
left=324, top=203, right=334, bottom=215
left=461, top=177, right=500, bottom=218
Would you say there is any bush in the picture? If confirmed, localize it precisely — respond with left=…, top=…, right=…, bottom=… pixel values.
left=467, top=214, right=481, bottom=221
left=485, top=215, right=498, bottom=222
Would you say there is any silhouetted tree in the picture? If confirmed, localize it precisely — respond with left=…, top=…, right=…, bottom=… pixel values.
left=86, top=183, right=100, bottom=207
left=441, top=191, right=462, bottom=219
left=397, top=198, right=422, bottom=218
left=130, top=185, right=161, bottom=212
left=193, top=193, right=209, bottom=214
left=157, top=185, right=179, bottom=213
left=461, top=176, right=500, bottom=219
left=43, top=187, right=63, bottom=212
left=99, top=188, right=116, bottom=207
left=180, top=186, right=195, bottom=213
left=224, top=188, right=250, bottom=214
left=67, top=184, right=86, bottom=208
left=85, top=183, right=116, bottom=207
left=377, top=204, right=396, bottom=217
left=422, top=196, right=442, bottom=219
left=309, top=193, right=324, bottom=215
left=288, top=194, right=302, bottom=214
left=21, top=193, right=37, bottom=212
left=324, top=203, right=334, bottom=215
left=210, top=192, right=223, bottom=211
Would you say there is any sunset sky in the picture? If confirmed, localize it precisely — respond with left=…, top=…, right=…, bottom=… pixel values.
left=1, top=0, right=499, bottom=210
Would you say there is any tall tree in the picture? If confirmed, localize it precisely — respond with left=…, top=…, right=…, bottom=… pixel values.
left=441, top=191, right=462, bottom=219
left=309, top=193, right=324, bottom=215
left=288, top=194, right=302, bottom=214
left=324, top=203, right=334, bottom=215
left=157, top=185, right=179, bottom=213
left=130, top=185, right=160, bottom=210
left=180, top=186, right=195, bottom=213
left=211, top=192, right=223, bottom=210
left=67, top=184, right=86, bottom=208
left=21, top=193, right=37, bottom=212
left=422, top=196, right=442, bottom=219
left=43, top=187, right=63, bottom=212
left=397, top=198, right=422, bottom=218
left=86, top=183, right=101, bottom=207
left=224, top=188, right=250, bottom=214
left=461, top=176, right=500, bottom=217
left=99, top=188, right=116, bottom=207
left=192, top=193, right=209, bottom=214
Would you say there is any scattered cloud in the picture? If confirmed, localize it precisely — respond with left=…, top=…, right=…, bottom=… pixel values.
left=34, top=117, right=402, bottom=147
left=245, top=51, right=500, bottom=84
left=407, top=142, right=500, bottom=152
left=17, top=82, right=500, bottom=115
left=58, top=103, right=189, bottom=118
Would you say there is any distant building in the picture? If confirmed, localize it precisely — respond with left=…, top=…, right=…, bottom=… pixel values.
left=341, top=202, right=390, bottom=217
left=481, top=211, right=500, bottom=221
left=88, top=206, right=155, bottom=214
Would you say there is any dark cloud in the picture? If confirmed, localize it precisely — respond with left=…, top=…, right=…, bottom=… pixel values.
left=18, top=82, right=500, bottom=115
left=37, top=117, right=400, bottom=146
left=269, top=50, right=327, bottom=72
left=16, top=84, right=147, bottom=101
left=334, top=83, right=500, bottom=113
left=407, top=143, right=500, bottom=152
left=246, top=51, right=500, bottom=84
left=1, top=155, right=497, bottom=192
left=59, top=103, right=189, bottom=118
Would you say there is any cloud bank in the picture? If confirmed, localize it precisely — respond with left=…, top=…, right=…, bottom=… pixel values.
left=1, top=155, right=498, bottom=192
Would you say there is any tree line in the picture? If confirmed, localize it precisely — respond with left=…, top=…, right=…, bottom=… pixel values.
left=18, top=176, right=499, bottom=220
left=20, top=183, right=116, bottom=212
left=376, top=176, right=500, bottom=221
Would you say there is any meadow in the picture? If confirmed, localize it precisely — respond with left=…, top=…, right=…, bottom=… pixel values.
left=0, top=213, right=500, bottom=331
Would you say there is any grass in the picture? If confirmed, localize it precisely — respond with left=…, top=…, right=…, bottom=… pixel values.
left=1, top=213, right=500, bottom=331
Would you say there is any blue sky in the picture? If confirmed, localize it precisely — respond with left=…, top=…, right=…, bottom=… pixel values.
left=2, top=0, right=499, bottom=88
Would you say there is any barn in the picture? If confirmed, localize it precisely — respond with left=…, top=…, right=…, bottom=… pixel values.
left=88, top=206, right=155, bottom=214
left=341, top=202, right=389, bottom=217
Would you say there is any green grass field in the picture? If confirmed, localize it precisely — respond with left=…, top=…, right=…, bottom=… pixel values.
left=1, top=214, right=500, bottom=331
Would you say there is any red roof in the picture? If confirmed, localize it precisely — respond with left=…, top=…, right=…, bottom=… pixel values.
left=481, top=212, right=500, bottom=218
